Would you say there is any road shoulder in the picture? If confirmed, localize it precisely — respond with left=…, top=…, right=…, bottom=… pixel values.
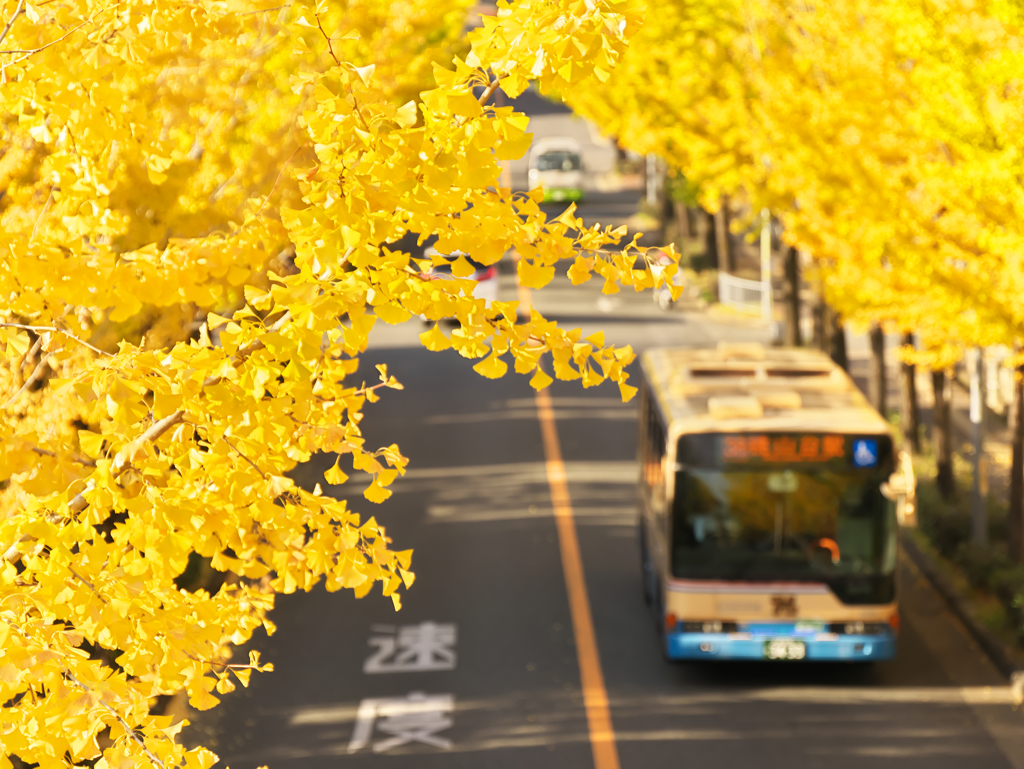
left=899, top=543, right=1024, bottom=769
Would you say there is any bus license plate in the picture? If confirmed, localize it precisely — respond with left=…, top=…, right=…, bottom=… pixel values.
left=763, top=639, right=806, bottom=660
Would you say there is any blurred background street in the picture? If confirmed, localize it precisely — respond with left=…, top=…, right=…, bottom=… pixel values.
left=191, top=33, right=1024, bottom=769
left=196, top=268, right=1023, bottom=768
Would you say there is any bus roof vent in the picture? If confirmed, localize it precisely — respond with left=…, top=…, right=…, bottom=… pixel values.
left=690, top=368, right=757, bottom=378
left=707, top=396, right=764, bottom=420
left=757, top=390, right=802, bottom=410
left=716, top=342, right=766, bottom=360
left=767, top=368, right=830, bottom=378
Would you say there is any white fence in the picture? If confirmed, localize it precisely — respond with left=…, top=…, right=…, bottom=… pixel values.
left=718, top=271, right=770, bottom=318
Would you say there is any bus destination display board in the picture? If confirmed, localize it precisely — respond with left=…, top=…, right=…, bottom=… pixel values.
left=720, top=434, right=884, bottom=468
left=676, top=433, right=892, bottom=470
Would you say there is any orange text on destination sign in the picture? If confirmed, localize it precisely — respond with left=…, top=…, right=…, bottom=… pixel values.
left=721, top=435, right=846, bottom=463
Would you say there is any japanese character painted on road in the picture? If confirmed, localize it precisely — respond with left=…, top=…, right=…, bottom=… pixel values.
left=363, top=622, right=457, bottom=674
left=348, top=692, right=455, bottom=753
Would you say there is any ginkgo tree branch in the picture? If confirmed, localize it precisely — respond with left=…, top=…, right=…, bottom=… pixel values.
left=65, top=563, right=108, bottom=604
left=2, top=352, right=53, bottom=411
left=0, top=5, right=108, bottom=63
left=313, top=9, right=339, bottom=66
left=0, top=322, right=112, bottom=357
left=31, top=445, right=97, bottom=468
left=0, top=612, right=173, bottom=768
left=222, top=436, right=267, bottom=479
left=65, top=672, right=171, bottom=769
left=16, top=332, right=42, bottom=377
left=1, top=2, right=643, bottom=764
left=0, top=0, right=24, bottom=47
left=477, top=77, right=502, bottom=106
left=3, top=309, right=297, bottom=564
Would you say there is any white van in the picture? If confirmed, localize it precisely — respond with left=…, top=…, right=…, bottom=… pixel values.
left=528, top=137, right=584, bottom=203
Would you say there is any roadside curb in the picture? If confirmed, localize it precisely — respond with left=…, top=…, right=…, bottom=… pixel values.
left=901, top=531, right=1023, bottom=681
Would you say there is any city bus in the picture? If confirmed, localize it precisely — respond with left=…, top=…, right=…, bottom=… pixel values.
left=637, top=343, right=914, bottom=662
left=528, top=137, right=584, bottom=203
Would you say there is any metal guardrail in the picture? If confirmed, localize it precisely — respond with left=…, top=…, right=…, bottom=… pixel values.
left=717, top=271, right=770, bottom=317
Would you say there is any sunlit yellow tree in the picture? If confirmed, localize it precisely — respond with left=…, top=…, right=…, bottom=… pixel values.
left=567, top=0, right=1024, bottom=554
left=0, top=0, right=678, bottom=765
left=568, top=0, right=1024, bottom=353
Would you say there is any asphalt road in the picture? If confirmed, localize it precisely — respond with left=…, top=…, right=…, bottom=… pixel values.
left=194, top=274, right=1024, bottom=769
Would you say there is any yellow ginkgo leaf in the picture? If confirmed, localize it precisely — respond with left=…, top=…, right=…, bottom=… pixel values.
left=77, top=431, right=105, bottom=459
left=473, top=352, right=508, bottom=379
left=364, top=481, right=393, bottom=504
left=518, top=259, right=556, bottom=289
left=324, top=462, right=349, bottom=485
left=451, top=256, right=476, bottom=278
left=419, top=324, right=452, bottom=351
left=530, top=367, right=554, bottom=390
left=567, top=256, right=594, bottom=285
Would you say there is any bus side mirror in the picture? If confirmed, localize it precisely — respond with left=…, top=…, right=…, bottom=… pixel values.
left=881, top=450, right=917, bottom=527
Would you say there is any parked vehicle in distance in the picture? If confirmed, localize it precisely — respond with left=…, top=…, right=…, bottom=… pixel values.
left=638, top=343, right=915, bottom=663
left=650, top=249, right=685, bottom=311
left=420, top=247, right=499, bottom=320
left=528, top=137, right=584, bottom=203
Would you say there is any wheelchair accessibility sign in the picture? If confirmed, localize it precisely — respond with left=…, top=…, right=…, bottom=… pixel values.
left=852, top=439, right=879, bottom=468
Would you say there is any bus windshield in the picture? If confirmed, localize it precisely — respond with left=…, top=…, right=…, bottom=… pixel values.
left=535, top=151, right=581, bottom=172
left=672, top=433, right=897, bottom=604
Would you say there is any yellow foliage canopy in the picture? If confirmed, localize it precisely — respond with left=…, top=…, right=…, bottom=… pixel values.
left=0, top=0, right=670, bottom=766
left=568, top=0, right=1024, bottom=366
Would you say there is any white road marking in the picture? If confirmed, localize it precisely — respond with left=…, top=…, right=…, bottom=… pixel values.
left=347, top=692, right=455, bottom=753
left=363, top=621, right=457, bottom=674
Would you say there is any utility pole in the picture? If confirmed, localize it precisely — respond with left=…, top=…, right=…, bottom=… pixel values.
left=969, top=347, right=987, bottom=545
left=646, top=153, right=658, bottom=208
left=760, top=208, right=772, bottom=322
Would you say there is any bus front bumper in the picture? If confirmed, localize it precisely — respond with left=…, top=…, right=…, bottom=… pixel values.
left=541, top=188, right=583, bottom=203
left=665, top=631, right=897, bottom=662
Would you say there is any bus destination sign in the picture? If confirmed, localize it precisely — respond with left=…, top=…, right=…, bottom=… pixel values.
left=721, top=434, right=873, bottom=465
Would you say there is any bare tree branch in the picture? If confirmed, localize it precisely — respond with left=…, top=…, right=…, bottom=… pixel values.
left=0, top=323, right=112, bottom=357
left=0, top=0, right=24, bottom=48
left=3, top=308, right=297, bottom=564
left=2, top=352, right=53, bottom=411
left=0, top=8, right=101, bottom=63
left=65, top=672, right=170, bottom=769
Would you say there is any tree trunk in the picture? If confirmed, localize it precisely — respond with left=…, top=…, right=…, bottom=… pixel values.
left=703, top=208, right=718, bottom=269
left=1009, top=360, right=1024, bottom=562
left=674, top=200, right=690, bottom=241
left=714, top=197, right=732, bottom=274
left=828, top=305, right=848, bottom=371
left=868, top=324, right=886, bottom=416
left=812, top=298, right=826, bottom=351
left=899, top=332, right=921, bottom=453
left=933, top=370, right=956, bottom=500
left=783, top=246, right=801, bottom=346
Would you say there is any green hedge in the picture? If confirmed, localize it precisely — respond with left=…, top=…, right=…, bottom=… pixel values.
left=915, top=475, right=1024, bottom=646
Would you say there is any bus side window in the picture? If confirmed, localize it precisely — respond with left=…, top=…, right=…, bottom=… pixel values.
left=638, top=385, right=649, bottom=471
left=646, top=394, right=666, bottom=509
left=638, top=383, right=667, bottom=512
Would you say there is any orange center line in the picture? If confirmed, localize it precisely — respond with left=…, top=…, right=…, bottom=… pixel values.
left=535, top=386, right=621, bottom=769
